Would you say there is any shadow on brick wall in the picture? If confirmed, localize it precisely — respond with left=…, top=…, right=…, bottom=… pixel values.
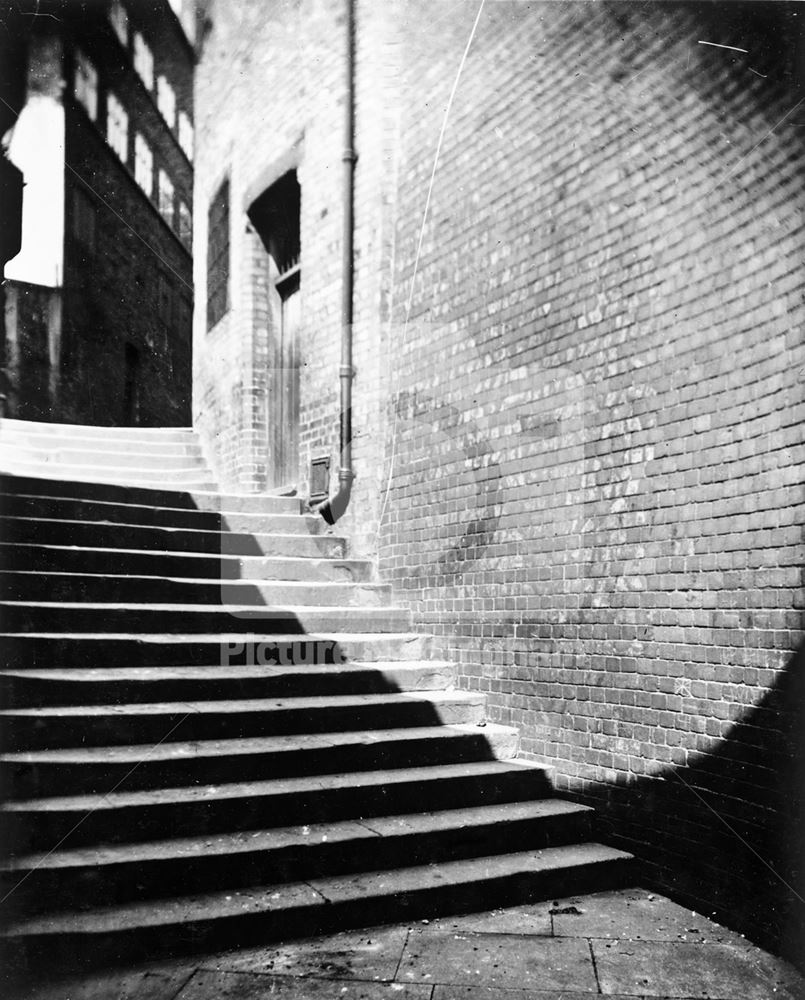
left=586, top=638, right=805, bottom=970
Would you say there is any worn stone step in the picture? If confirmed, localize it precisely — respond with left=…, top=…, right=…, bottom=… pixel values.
left=0, top=690, right=484, bottom=752
left=0, top=436, right=205, bottom=458
left=0, top=419, right=199, bottom=445
left=0, top=544, right=372, bottom=582
left=0, top=572, right=391, bottom=607
left=0, top=493, right=311, bottom=534
left=0, top=443, right=208, bottom=470
left=1, top=843, right=635, bottom=969
left=0, top=600, right=411, bottom=635
left=0, top=518, right=345, bottom=556
left=1, top=760, right=552, bottom=851
left=0, top=457, right=216, bottom=487
left=0, top=631, right=433, bottom=669
left=2, top=510, right=322, bottom=544
left=2, top=800, right=589, bottom=916
left=2, top=720, right=517, bottom=796
left=0, top=474, right=302, bottom=515
left=0, top=661, right=453, bottom=708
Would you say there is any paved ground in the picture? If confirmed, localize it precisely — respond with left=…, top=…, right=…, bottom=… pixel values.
left=7, top=888, right=804, bottom=1000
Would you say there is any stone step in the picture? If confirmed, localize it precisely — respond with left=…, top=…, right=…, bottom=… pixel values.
left=1, top=843, right=635, bottom=969
left=0, top=435, right=205, bottom=459
left=0, top=690, right=484, bottom=752
left=0, top=442, right=208, bottom=469
left=0, top=543, right=373, bottom=582
left=1, top=760, right=551, bottom=851
left=2, top=800, right=589, bottom=916
left=0, top=493, right=310, bottom=533
left=0, top=631, right=433, bottom=669
left=2, top=720, right=518, bottom=796
left=0, top=600, right=412, bottom=635
left=0, top=458, right=216, bottom=488
left=0, top=419, right=198, bottom=445
left=0, top=518, right=344, bottom=557
left=0, top=661, right=453, bottom=708
left=0, top=572, right=391, bottom=607
left=0, top=474, right=302, bottom=514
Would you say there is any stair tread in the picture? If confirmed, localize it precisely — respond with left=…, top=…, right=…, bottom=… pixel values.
left=2, top=759, right=547, bottom=812
left=0, top=720, right=511, bottom=764
left=0, top=514, right=320, bottom=536
left=1, top=690, right=482, bottom=718
left=2, top=844, right=632, bottom=936
left=0, top=542, right=363, bottom=565
left=0, top=660, right=453, bottom=683
left=4, top=799, right=590, bottom=871
left=0, top=630, right=425, bottom=641
left=0, top=571, right=387, bottom=591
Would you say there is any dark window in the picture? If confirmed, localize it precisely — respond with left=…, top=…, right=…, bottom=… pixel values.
left=206, top=178, right=230, bottom=330
left=71, top=185, right=96, bottom=250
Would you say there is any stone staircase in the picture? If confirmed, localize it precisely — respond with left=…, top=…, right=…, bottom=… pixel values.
left=0, top=419, right=634, bottom=972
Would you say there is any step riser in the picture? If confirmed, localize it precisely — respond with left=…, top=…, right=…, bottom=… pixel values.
left=1, top=857, right=636, bottom=974
left=4, top=770, right=549, bottom=852
left=2, top=605, right=411, bottom=634
left=0, top=463, right=217, bottom=486
left=0, top=475, right=301, bottom=514
left=0, top=546, right=372, bottom=582
left=0, top=446, right=208, bottom=471
left=0, top=421, right=198, bottom=445
left=0, top=576, right=391, bottom=607
left=0, top=441, right=206, bottom=460
left=1, top=633, right=432, bottom=668
left=4, top=812, right=593, bottom=917
left=1, top=522, right=343, bottom=556
left=0, top=498, right=314, bottom=534
left=0, top=664, right=455, bottom=708
left=3, top=729, right=512, bottom=797
left=1, top=698, right=484, bottom=752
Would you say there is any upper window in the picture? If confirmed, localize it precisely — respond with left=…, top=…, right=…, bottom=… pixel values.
left=108, top=1, right=129, bottom=47
left=133, top=32, right=154, bottom=91
left=73, top=49, right=98, bottom=121
left=158, top=169, right=175, bottom=225
left=134, top=133, right=153, bottom=196
left=106, top=92, right=128, bottom=163
left=207, top=178, right=230, bottom=330
left=157, top=76, right=177, bottom=129
left=178, top=200, right=192, bottom=249
left=178, top=111, right=194, bottom=161
left=71, top=185, right=97, bottom=250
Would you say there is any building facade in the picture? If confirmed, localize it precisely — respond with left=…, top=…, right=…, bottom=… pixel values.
left=3, top=0, right=195, bottom=425
left=193, top=0, right=804, bottom=964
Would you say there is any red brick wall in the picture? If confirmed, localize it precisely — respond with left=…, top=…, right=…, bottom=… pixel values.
left=194, top=0, right=805, bottom=958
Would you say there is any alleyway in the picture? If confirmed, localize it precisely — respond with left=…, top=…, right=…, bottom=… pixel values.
left=8, top=888, right=804, bottom=1000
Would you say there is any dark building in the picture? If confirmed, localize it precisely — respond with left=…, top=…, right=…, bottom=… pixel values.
left=3, top=0, right=195, bottom=426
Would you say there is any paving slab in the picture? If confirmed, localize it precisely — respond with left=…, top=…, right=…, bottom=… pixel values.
left=424, top=903, right=552, bottom=936
left=198, top=926, right=409, bottom=981
left=592, top=937, right=804, bottom=999
left=549, top=887, right=750, bottom=944
left=399, top=930, right=598, bottom=992
left=432, top=990, right=640, bottom=1000
left=9, top=966, right=196, bottom=1000
left=175, top=969, right=431, bottom=999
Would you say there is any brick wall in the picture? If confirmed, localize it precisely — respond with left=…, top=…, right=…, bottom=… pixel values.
left=194, top=0, right=805, bottom=960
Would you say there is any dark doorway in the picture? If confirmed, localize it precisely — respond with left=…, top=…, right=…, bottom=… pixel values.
left=248, top=171, right=301, bottom=489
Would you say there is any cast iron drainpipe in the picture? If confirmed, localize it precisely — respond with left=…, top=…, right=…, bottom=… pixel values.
left=312, top=0, right=356, bottom=525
